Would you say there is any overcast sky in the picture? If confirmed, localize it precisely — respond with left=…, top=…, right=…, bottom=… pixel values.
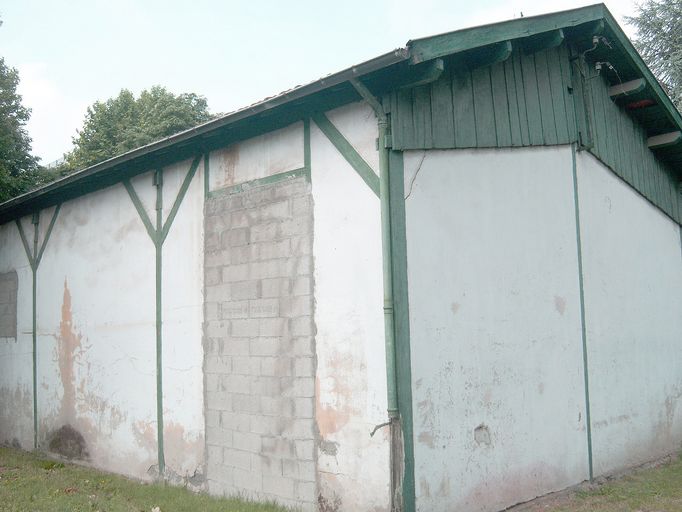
left=2, top=0, right=638, bottom=164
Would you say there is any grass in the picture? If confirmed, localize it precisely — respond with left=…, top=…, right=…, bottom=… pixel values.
left=518, top=454, right=682, bottom=511
left=2, top=447, right=682, bottom=512
left=0, top=447, right=287, bottom=512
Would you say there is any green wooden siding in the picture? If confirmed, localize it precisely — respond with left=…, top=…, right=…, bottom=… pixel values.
left=387, top=43, right=682, bottom=226
left=387, top=44, right=577, bottom=150
left=585, top=72, right=681, bottom=225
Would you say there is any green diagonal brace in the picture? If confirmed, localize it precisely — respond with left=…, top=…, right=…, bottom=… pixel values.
left=161, top=155, right=201, bottom=244
left=15, top=205, right=61, bottom=450
left=123, top=156, right=200, bottom=478
left=312, top=113, right=380, bottom=197
left=122, top=180, right=157, bottom=242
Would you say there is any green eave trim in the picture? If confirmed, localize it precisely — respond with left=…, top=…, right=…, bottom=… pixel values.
left=408, top=4, right=606, bottom=64
left=600, top=9, right=682, bottom=133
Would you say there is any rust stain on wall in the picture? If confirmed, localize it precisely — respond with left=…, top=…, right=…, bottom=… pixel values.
left=315, top=349, right=363, bottom=437
left=47, top=279, right=122, bottom=460
left=57, top=279, right=82, bottom=422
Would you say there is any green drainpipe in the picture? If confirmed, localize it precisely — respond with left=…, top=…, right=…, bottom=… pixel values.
left=349, top=78, right=401, bottom=510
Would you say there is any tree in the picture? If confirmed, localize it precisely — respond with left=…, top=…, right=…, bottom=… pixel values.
left=0, top=19, right=45, bottom=203
left=626, top=0, right=682, bottom=110
left=65, top=86, right=214, bottom=171
left=0, top=17, right=57, bottom=202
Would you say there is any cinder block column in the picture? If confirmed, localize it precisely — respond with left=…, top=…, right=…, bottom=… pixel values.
left=203, top=177, right=316, bottom=511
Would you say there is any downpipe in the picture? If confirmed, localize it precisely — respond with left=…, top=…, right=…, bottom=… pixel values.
left=349, top=78, right=403, bottom=511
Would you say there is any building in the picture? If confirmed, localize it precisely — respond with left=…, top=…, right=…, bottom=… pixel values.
left=0, top=4, right=681, bottom=511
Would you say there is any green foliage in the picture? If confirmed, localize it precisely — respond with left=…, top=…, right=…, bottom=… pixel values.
left=0, top=17, right=58, bottom=203
left=66, top=86, right=213, bottom=171
left=626, top=0, right=682, bottom=110
left=0, top=56, right=45, bottom=203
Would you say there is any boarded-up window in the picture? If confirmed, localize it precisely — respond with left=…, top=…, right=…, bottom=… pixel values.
left=0, top=271, right=18, bottom=338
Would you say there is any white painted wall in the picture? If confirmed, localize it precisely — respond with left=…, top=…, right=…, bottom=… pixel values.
left=208, top=122, right=304, bottom=191
left=0, top=157, right=205, bottom=481
left=311, top=101, right=390, bottom=511
left=404, top=147, right=589, bottom=512
left=0, top=220, right=34, bottom=449
left=576, top=151, right=682, bottom=476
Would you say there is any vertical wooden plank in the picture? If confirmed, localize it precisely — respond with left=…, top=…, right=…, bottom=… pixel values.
left=389, top=92, right=402, bottom=149
left=643, top=134, right=654, bottom=201
left=662, top=171, right=672, bottom=221
left=671, top=179, right=679, bottom=224
left=490, top=61, right=513, bottom=147
left=623, top=112, right=636, bottom=189
left=504, top=57, right=523, bottom=146
left=520, top=52, right=544, bottom=145
left=430, top=73, right=456, bottom=148
left=558, top=44, right=577, bottom=142
left=412, top=85, right=433, bottom=149
left=570, top=59, right=591, bottom=148
left=628, top=119, right=645, bottom=190
left=395, top=88, right=415, bottom=149
left=546, top=47, right=570, bottom=143
left=612, top=94, right=626, bottom=182
left=534, top=49, right=559, bottom=145
left=511, top=51, right=531, bottom=145
left=452, top=69, right=477, bottom=147
left=589, top=74, right=607, bottom=162
left=609, top=99, right=625, bottom=185
left=472, top=66, right=497, bottom=147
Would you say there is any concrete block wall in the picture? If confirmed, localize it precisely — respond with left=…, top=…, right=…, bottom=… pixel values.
left=203, top=176, right=316, bottom=510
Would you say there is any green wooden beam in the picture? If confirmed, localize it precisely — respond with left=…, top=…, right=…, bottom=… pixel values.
left=408, top=4, right=605, bottom=64
left=571, top=144, right=594, bottom=481
left=647, top=131, right=682, bottom=149
left=15, top=218, right=35, bottom=270
left=122, top=180, right=157, bottom=242
left=304, top=118, right=311, bottom=172
left=457, top=40, right=513, bottom=69
left=123, top=159, right=200, bottom=478
left=204, top=152, right=210, bottom=198
left=14, top=205, right=61, bottom=451
left=521, top=28, right=565, bottom=54
left=608, top=78, right=646, bottom=98
left=312, top=113, right=380, bottom=196
left=388, top=150, right=416, bottom=512
left=207, top=167, right=309, bottom=199
left=161, top=155, right=201, bottom=244
left=35, top=205, right=62, bottom=268
left=34, top=206, right=61, bottom=450
left=398, top=59, right=445, bottom=89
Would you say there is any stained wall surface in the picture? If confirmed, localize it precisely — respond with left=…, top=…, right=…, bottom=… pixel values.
left=0, top=158, right=205, bottom=481
left=404, top=146, right=589, bottom=512
left=311, top=102, right=390, bottom=511
left=0, top=221, right=34, bottom=449
left=576, top=151, right=682, bottom=475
